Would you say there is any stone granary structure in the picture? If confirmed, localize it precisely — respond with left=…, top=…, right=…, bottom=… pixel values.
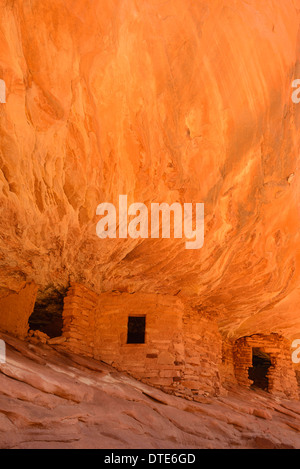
left=0, top=0, right=300, bottom=406
left=0, top=282, right=298, bottom=401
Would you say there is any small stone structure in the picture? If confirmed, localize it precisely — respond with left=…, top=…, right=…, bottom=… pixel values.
left=233, top=334, right=299, bottom=400
left=0, top=281, right=298, bottom=400
left=61, top=283, right=222, bottom=398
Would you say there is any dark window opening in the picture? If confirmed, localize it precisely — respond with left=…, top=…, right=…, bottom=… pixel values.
left=127, top=316, right=146, bottom=344
left=248, top=348, right=272, bottom=391
left=29, top=287, right=67, bottom=339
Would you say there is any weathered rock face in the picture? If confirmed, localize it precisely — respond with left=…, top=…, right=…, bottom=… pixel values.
left=0, top=0, right=300, bottom=341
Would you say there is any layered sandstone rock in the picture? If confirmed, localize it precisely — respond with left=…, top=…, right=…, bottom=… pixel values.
left=0, top=331, right=300, bottom=449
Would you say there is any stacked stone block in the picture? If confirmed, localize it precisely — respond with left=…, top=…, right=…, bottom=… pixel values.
left=62, top=283, right=98, bottom=357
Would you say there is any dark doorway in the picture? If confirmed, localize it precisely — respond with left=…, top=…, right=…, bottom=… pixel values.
left=127, top=316, right=146, bottom=344
left=248, top=348, right=272, bottom=391
left=29, top=287, right=66, bottom=338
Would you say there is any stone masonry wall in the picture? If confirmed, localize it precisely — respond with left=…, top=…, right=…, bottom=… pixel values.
left=93, top=291, right=186, bottom=395
left=61, top=284, right=223, bottom=398
left=234, top=334, right=299, bottom=400
left=181, top=311, right=222, bottom=397
left=62, top=283, right=98, bottom=357
left=219, top=340, right=237, bottom=388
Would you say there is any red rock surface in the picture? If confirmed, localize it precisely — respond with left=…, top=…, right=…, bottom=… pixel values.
left=0, top=332, right=299, bottom=449
left=0, top=0, right=300, bottom=340
left=1, top=0, right=300, bottom=449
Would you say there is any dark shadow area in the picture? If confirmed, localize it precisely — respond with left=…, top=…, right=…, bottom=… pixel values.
left=248, top=348, right=271, bottom=391
left=29, top=286, right=67, bottom=338
left=127, top=316, right=146, bottom=344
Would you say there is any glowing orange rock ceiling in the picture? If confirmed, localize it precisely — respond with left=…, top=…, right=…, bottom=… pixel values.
left=0, top=0, right=300, bottom=340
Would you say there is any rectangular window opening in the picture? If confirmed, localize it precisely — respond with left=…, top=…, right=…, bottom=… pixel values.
left=127, top=316, right=146, bottom=344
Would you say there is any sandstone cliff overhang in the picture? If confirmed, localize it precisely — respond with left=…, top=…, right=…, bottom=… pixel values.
left=0, top=1, right=300, bottom=343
